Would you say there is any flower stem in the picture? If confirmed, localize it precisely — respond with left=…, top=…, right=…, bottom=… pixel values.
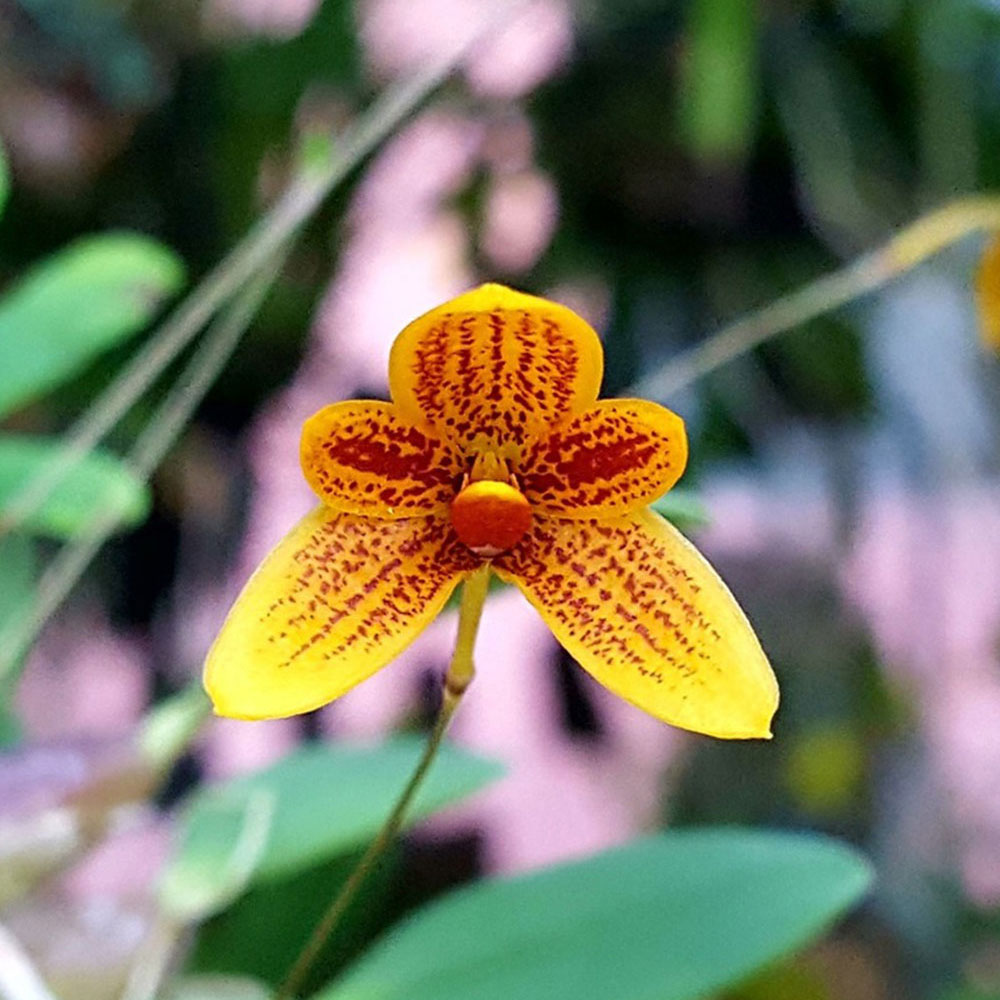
left=632, top=196, right=1000, bottom=401
left=444, top=564, right=491, bottom=702
left=275, top=566, right=492, bottom=1000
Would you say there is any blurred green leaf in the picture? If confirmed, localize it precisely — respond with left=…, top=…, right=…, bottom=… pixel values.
left=181, top=738, right=503, bottom=887
left=189, top=848, right=398, bottom=991
left=0, top=532, right=36, bottom=742
left=0, top=140, right=9, bottom=219
left=679, top=0, right=758, bottom=163
left=0, top=233, right=184, bottom=419
left=318, top=829, right=872, bottom=1000
left=161, top=789, right=276, bottom=923
left=0, top=434, right=150, bottom=539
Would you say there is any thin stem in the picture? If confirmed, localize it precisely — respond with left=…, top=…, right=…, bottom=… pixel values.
left=444, top=564, right=491, bottom=701
left=631, top=197, right=1000, bottom=401
left=631, top=253, right=886, bottom=400
left=276, top=566, right=492, bottom=1000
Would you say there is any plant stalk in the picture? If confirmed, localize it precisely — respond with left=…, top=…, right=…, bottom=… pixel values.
left=632, top=197, right=1000, bottom=401
left=276, top=565, right=492, bottom=1000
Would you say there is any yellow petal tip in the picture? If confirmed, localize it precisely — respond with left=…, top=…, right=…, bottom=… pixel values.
left=976, top=234, right=1000, bottom=352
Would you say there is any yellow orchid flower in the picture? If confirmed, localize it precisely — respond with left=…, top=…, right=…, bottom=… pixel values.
left=204, top=284, right=778, bottom=739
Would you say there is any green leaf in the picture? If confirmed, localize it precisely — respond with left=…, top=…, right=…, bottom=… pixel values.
left=0, top=434, right=151, bottom=539
left=0, top=532, right=36, bottom=739
left=180, top=737, right=503, bottom=887
left=189, top=849, right=398, bottom=991
left=0, top=139, right=9, bottom=219
left=0, top=232, right=184, bottom=419
left=160, top=788, right=276, bottom=923
left=318, top=829, right=873, bottom=1000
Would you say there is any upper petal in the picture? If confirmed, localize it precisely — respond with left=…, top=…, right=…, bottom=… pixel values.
left=388, top=283, right=603, bottom=456
left=204, top=507, right=476, bottom=719
left=494, top=509, right=778, bottom=739
left=520, top=398, right=688, bottom=518
left=301, top=400, right=461, bottom=517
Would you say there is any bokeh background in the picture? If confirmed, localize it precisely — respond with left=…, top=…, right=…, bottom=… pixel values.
left=1, top=0, right=1000, bottom=997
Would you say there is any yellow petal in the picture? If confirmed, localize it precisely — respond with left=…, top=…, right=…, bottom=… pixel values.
left=495, top=509, right=778, bottom=739
left=204, top=507, right=475, bottom=719
left=520, top=398, right=688, bottom=518
left=975, top=234, right=1000, bottom=351
left=301, top=400, right=461, bottom=517
left=388, top=283, right=604, bottom=457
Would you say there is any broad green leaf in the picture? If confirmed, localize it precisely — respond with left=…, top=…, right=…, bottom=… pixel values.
left=180, top=738, right=503, bottom=886
left=0, top=233, right=184, bottom=418
left=0, top=434, right=150, bottom=539
left=189, top=849, right=397, bottom=990
left=160, top=789, right=276, bottom=923
left=0, top=140, right=8, bottom=219
left=318, top=829, right=873, bottom=1000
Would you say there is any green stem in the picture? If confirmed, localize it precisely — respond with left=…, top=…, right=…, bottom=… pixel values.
left=632, top=197, right=1000, bottom=401
left=276, top=566, right=492, bottom=1000
left=444, top=564, right=491, bottom=702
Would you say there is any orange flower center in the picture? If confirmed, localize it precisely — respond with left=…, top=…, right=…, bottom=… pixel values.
left=450, top=480, right=532, bottom=557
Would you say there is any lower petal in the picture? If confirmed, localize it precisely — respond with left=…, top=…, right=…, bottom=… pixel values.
left=495, top=509, right=778, bottom=739
left=204, top=507, right=475, bottom=719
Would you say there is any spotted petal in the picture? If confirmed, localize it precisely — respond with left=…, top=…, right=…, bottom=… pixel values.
left=204, top=507, right=475, bottom=719
left=520, top=398, right=688, bottom=518
left=495, top=509, right=778, bottom=739
left=388, top=284, right=604, bottom=456
left=301, top=400, right=461, bottom=517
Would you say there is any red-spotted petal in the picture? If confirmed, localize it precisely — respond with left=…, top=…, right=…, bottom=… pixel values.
left=388, top=284, right=604, bottom=456
left=520, top=398, right=688, bottom=517
left=301, top=400, right=461, bottom=517
left=494, top=509, right=778, bottom=739
left=204, top=507, right=476, bottom=719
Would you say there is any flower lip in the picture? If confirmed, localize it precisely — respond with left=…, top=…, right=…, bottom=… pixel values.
left=450, top=479, right=533, bottom=557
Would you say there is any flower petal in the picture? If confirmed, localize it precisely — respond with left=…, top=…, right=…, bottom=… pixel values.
left=301, top=400, right=461, bottom=517
left=494, top=509, right=778, bottom=739
left=520, top=398, right=688, bottom=517
left=388, top=283, right=604, bottom=455
left=204, top=507, right=475, bottom=719
left=975, top=234, right=1000, bottom=351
